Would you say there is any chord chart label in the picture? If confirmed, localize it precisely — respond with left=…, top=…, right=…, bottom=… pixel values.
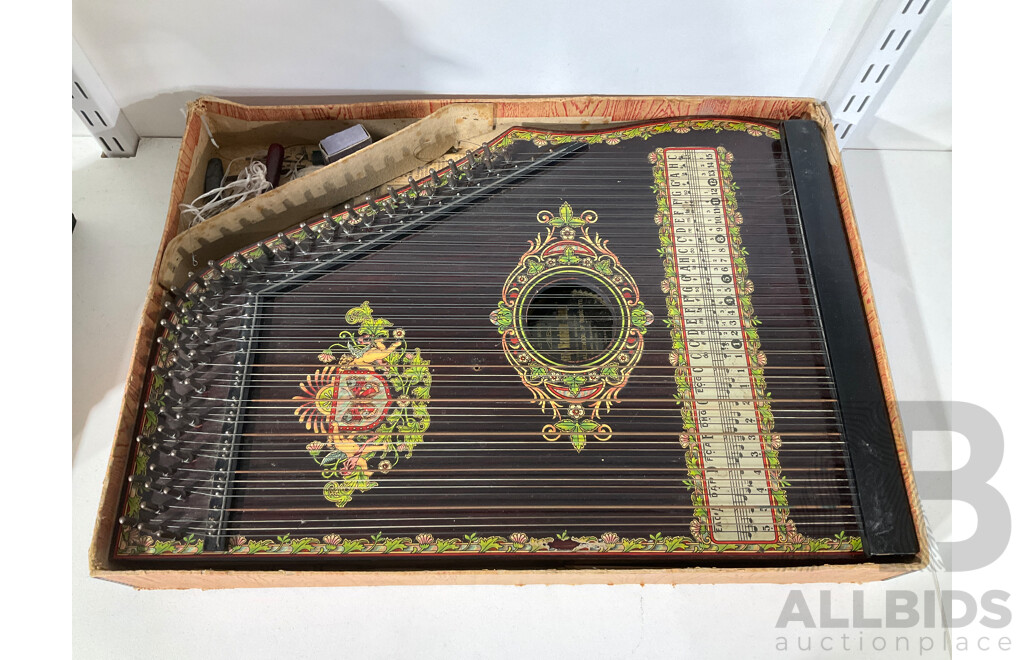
left=662, top=147, right=779, bottom=543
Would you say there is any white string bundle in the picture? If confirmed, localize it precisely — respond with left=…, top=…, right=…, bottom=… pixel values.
left=179, top=157, right=273, bottom=228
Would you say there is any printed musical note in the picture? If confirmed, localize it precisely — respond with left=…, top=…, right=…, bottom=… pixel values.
left=662, top=147, right=777, bottom=543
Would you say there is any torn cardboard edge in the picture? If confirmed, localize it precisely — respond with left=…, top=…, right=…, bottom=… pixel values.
left=158, top=102, right=495, bottom=290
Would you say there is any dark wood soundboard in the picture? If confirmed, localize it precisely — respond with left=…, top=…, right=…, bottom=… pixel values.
left=108, top=118, right=918, bottom=573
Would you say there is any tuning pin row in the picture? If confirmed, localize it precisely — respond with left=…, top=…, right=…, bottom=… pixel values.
left=187, top=269, right=224, bottom=296
left=128, top=473, right=189, bottom=501
left=171, top=142, right=511, bottom=307
left=208, top=259, right=241, bottom=285
left=313, top=213, right=339, bottom=245
left=126, top=430, right=195, bottom=534
left=117, top=515, right=175, bottom=539
left=273, top=234, right=298, bottom=263
left=294, top=223, right=317, bottom=254
left=386, top=186, right=406, bottom=215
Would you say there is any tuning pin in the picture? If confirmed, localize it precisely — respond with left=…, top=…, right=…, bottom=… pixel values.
left=407, top=176, right=421, bottom=199
left=155, top=338, right=181, bottom=361
left=148, top=463, right=176, bottom=478
left=170, top=345, right=198, bottom=365
left=180, top=377, right=207, bottom=394
left=155, top=337, right=181, bottom=362
left=136, top=523, right=174, bottom=539
left=169, top=375, right=205, bottom=398
left=118, top=515, right=139, bottom=527
left=173, top=321, right=199, bottom=340
left=231, top=252, right=260, bottom=272
left=245, top=255, right=266, bottom=273
left=159, top=406, right=198, bottom=429
left=157, top=402, right=182, bottom=418
left=157, top=484, right=188, bottom=501
left=153, top=425, right=180, bottom=442
left=200, top=273, right=224, bottom=295
left=482, top=144, right=494, bottom=170
left=193, top=292, right=221, bottom=314
left=206, top=260, right=226, bottom=277
left=133, top=474, right=178, bottom=494
left=294, top=223, right=315, bottom=253
left=189, top=270, right=207, bottom=290
left=324, top=220, right=341, bottom=243
left=186, top=312, right=216, bottom=335
left=321, top=212, right=346, bottom=240
left=183, top=292, right=210, bottom=315
left=464, top=151, right=477, bottom=181
left=428, top=168, right=442, bottom=196
left=146, top=438, right=170, bottom=453
left=168, top=286, right=187, bottom=304
left=344, top=203, right=361, bottom=226
left=145, top=438, right=176, bottom=454
left=312, top=218, right=334, bottom=245
left=150, top=364, right=171, bottom=380
left=362, top=196, right=380, bottom=227
left=161, top=388, right=187, bottom=407
left=209, top=259, right=241, bottom=284
left=178, top=327, right=211, bottom=351
left=342, top=205, right=359, bottom=231
left=169, top=447, right=197, bottom=463
left=274, top=233, right=297, bottom=262
left=446, top=160, right=460, bottom=190
left=169, top=354, right=194, bottom=374
left=387, top=186, right=404, bottom=211
left=139, top=500, right=169, bottom=515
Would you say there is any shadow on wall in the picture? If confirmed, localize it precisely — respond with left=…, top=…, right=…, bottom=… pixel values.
left=112, top=0, right=469, bottom=137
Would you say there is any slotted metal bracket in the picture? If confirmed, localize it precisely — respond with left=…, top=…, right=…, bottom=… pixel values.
left=825, top=0, right=949, bottom=149
left=72, top=38, right=139, bottom=157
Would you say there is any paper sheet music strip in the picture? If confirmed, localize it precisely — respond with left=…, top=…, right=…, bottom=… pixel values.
left=663, top=147, right=778, bottom=543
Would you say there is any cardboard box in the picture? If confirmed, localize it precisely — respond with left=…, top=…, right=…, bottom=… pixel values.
left=90, top=96, right=926, bottom=588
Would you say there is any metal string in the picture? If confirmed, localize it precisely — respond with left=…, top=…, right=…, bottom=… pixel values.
left=123, top=135, right=865, bottom=547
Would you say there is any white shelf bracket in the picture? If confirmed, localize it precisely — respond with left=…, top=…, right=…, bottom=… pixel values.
left=72, top=38, right=140, bottom=157
left=825, top=0, right=949, bottom=149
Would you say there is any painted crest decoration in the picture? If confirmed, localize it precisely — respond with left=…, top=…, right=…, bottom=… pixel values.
left=490, top=202, right=653, bottom=451
left=293, top=301, right=431, bottom=507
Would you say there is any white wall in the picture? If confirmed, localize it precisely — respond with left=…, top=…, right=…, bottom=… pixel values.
left=71, top=0, right=949, bottom=150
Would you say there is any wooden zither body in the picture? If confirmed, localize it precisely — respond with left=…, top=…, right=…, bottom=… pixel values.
left=109, top=118, right=919, bottom=572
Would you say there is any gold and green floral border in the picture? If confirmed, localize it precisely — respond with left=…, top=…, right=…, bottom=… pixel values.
left=649, top=145, right=862, bottom=554
left=491, top=118, right=780, bottom=152
left=124, top=529, right=862, bottom=557
left=490, top=202, right=652, bottom=452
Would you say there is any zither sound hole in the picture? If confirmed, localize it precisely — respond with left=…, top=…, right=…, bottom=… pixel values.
left=524, top=282, right=620, bottom=365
